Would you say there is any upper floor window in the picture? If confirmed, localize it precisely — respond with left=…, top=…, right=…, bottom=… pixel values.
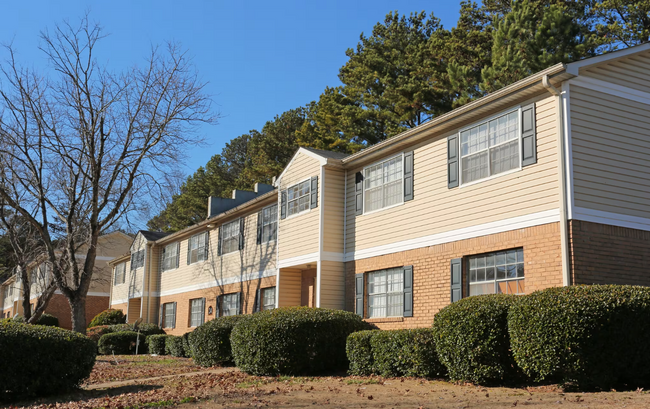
left=364, top=154, right=403, bottom=214
left=287, top=180, right=310, bottom=217
left=461, top=110, right=519, bottom=185
left=188, top=232, right=209, bottom=264
left=221, top=220, right=240, bottom=255
left=260, top=204, right=277, bottom=243
left=368, top=267, right=404, bottom=318
left=468, top=248, right=525, bottom=296
left=162, top=242, right=179, bottom=272
left=131, top=250, right=145, bottom=270
left=113, top=262, right=126, bottom=285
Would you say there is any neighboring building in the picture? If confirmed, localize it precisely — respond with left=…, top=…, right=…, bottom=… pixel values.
left=108, top=44, right=650, bottom=333
left=0, top=231, right=132, bottom=329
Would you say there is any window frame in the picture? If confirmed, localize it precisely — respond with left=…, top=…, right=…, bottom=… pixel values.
left=367, top=267, right=405, bottom=319
left=161, top=242, right=179, bottom=272
left=188, top=232, right=209, bottom=264
left=114, top=262, right=127, bottom=285
left=162, top=302, right=176, bottom=329
left=458, top=107, right=523, bottom=188
left=262, top=287, right=276, bottom=311
left=220, top=219, right=241, bottom=255
left=362, top=153, right=405, bottom=216
left=221, top=293, right=239, bottom=317
left=131, top=249, right=145, bottom=270
left=467, top=248, right=525, bottom=296
left=285, top=178, right=312, bottom=219
left=189, top=298, right=204, bottom=327
left=261, top=204, right=278, bottom=244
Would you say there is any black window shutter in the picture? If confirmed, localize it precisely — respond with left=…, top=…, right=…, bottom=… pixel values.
left=450, top=258, right=463, bottom=302
left=448, top=135, right=459, bottom=188
left=175, top=243, right=180, bottom=269
left=200, top=298, right=206, bottom=325
left=403, top=265, right=413, bottom=317
left=355, top=273, right=364, bottom=317
left=217, top=226, right=223, bottom=256
left=521, top=103, right=537, bottom=166
left=280, top=190, right=287, bottom=220
left=239, top=218, right=245, bottom=250
left=310, top=176, right=318, bottom=209
left=256, top=211, right=263, bottom=244
left=216, top=295, right=222, bottom=318
left=172, top=301, right=177, bottom=329
left=204, top=231, right=210, bottom=259
left=254, top=288, right=261, bottom=312
left=161, top=247, right=166, bottom=272
left=186, top=238, right=191, bottom=265
left=159, top=304, right=163, bottom=328
left=236, top=292, right=242, bottom=315
left=355, top=172, right=364, bottom=216
left=404, top=151, right=414, bottom=201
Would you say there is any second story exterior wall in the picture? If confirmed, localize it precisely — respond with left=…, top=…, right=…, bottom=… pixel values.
left=345, top=93, right=560, bottom=259
left=322, top=167, right=346, bottom=257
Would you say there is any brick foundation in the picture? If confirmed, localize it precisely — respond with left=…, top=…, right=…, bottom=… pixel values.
left=345, top=222, right=563, bottom=329
left=159, top=276, right=276, bottom=335
left=570, top=220, right=650, bottom=286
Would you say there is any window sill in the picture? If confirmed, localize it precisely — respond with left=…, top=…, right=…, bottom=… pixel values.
left=364, top=316, right=404, bottom=324
left=459, top=166, right=522, bottom=189
left=285, top=208, right=311, bottom=220
left=361, top=201, right=404, bottom=217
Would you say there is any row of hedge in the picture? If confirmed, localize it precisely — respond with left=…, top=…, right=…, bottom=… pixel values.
left=146, top=333, right=192, bottom=357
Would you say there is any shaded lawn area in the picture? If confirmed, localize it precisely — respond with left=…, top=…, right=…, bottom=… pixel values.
left=83, top=355, right=204, bottom=386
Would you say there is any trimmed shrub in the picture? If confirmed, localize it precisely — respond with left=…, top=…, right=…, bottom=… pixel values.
left=109, top=323, right=165, bottom=336
left=181, top=332, right=193, bottom=358
left=190, top=316, right=245, bottom=367
left=371, top=329, right=445, bottom=378
left=147, top=334, right=168, bottom=355
left=98, top=331, right=143, bottom=355
left=34, top=313, right=59, bottom=327
left=231, top=307, right=372, bottom=375
left=0, top=320, right=96, bottom=399
left=88, top=309, right=126, bottom=327
left=509, top=285, right=650, bottom=388
left=432, top=294, right=519, bottom=384
left=87, top=325, right=111, bottom=343
left=166, top=335, right=186, bottom=357
left=346, top=331, right=377, bottom=376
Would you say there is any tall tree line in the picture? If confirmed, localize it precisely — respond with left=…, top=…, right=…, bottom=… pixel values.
left=149, top=0, right=650, bottom=232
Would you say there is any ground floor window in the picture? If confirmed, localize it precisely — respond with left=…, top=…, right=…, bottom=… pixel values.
left=163, top=302, right=176, bottom=329
left=221, top=293, right=240, bottom=316
left=262, top=287, right=276, bottom=310
left=468, top=248, right=525, bottom=296
left=189, top=298, right=205, bottom=327
left=367, top=267, right=404, bottom=318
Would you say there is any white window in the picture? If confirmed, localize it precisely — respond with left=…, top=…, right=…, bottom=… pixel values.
left=131, top=250, right=145, bottom=270
left=162, top=243, right=179, bottom=272
left=188, top=232, right=209, bottom=264
left=262, top=287, right=276, bottom=311
left=221, top=293, right=240, bottom=317
left=460, top=110, right=520, bottom=185
left=368, top=268, right=404, bottom=318
left=261, top=205, right=277, bottom=243
left=469, top=248, right=525, bottom=296
left=364, top=154, right=403, bottom=214
left=287, top=180, right=310, bottom=217
left=221, top=220, right=240, bottom=255
left=114, top=262, right=126, bottom=285
left=189, top=298, right=204, bottom=327
left=163, top=302, right=176, bottom=328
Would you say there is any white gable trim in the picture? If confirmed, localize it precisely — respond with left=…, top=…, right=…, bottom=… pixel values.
left=569, top=75, right=650, bottom=105
left=274, top=148, right=327, bottom=187
left=567, top=43, right=650, bottom=75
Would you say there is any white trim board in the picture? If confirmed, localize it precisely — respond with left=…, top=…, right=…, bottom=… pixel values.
left=274, top=148, right=327, bottom=187
left=159, top=269, right=277, bottom=297
left=569, top=76, right=650, bottom=106
left=573, top=207, right=650, bottom=232
left=278, top=252, right=319, bottom=268
left=345, top=209, right=561, bottom=261
left=566, top=43, right=650, bottom=75
left=561, top=82, right=575, bottom=220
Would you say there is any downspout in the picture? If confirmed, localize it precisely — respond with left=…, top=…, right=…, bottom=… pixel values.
left=139, top=243, right=148, bottom=321
left=543, top=75, right=571, bottom=287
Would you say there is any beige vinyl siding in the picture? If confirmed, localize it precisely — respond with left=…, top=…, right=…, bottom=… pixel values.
left=278, top=152, right=321, bottom=261
left=127, top=298, right=141, bottom=323
left=159, top=205, right=277, bottom=294
left=580, top=52, right=650, bottom=93
left=319, top=260, right=345, bottom=309
left=111, top=260, right=131, bottom=304
left=322, top=168, right=345, bottom=254
left=278, top=269, right=301, bottom=307
left=345, top=94, right=560, bottom=253
left=571, top=84, right=650, bottom=218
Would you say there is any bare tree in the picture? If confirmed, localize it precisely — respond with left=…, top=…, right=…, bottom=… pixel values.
left=0, top=16, right=215, bottom=333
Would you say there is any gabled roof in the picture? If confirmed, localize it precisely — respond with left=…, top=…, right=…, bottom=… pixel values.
left=274, top=147, right=347, bottom=186
left=566, top=42, right=650, bottom=75
left=138, top=230, right=171, bottom=241
left=301, top=147, right=349, bottom=160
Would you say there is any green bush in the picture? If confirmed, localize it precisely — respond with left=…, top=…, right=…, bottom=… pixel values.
left=166, top=335, right=186, bottom=357
left=147, top=334, right=168, bottom=355
left=190, top=316, right=245, bottom=367
left=432, top=294, right=519, bottom=384
left=509, top=285, right=650, bottom=388
left=346, top=331, right=377, bottom=376
left=87, top=325, right=111, bottom=343
left=231, top=307, right=372, bottom=375
left=0, top=320, right=96, bottom=399
left=108, top=322, right=165, bottom=336
left=98, top=331, right=144, bottom=355
left=34, top=313, right=59, bottom=327
left=371, top=329, right=445, bottom=378
left=88, top=309, right=126, bottom=327
left=181, top=332, right=193, bottom=358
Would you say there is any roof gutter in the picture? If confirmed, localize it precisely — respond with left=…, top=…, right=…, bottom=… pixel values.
left=342, top=63, right=568, bottom=166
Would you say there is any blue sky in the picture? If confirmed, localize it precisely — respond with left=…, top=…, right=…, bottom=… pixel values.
left=1, top=0, right=463, bottom=176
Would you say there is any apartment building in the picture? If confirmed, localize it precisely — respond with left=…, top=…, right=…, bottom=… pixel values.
left=0, top=231, right=132, bottom=329
left=109, top=44, right=650, bottom=333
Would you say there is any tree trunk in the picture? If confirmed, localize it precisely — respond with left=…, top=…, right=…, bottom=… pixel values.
left=69, top=295, right=87, bottom=334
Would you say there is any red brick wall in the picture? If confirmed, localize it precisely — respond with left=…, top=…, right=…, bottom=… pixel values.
left=570, top=220, right=650, bottom=286
left=345, top=223, right=563, bottom=329
left=44, top=293, right=109, bottom=330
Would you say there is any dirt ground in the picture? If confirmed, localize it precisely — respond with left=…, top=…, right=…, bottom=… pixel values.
left=11, top=356, right=650, bottom=408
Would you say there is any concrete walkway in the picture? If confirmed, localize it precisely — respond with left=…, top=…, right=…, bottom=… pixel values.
left=85, top=367, right=238, bottom=390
